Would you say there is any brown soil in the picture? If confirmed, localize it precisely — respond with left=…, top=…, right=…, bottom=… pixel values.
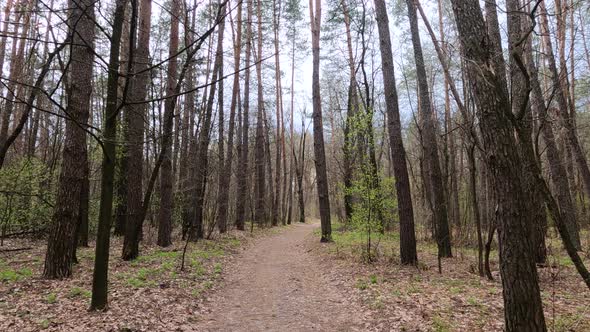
left=195, top=222, right=364, bottom=331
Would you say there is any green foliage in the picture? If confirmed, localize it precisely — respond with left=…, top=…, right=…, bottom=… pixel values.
left=345, top=164, right=397, bottom=261
left=38, top=319, right=50, bottom=329
left=0, top=157, right=54, bottom=234
left=45, top=292, right=57, bottom=304
left=0, top=266, right=32, bottom=283
left=68, top=287, right=92, bottom=299
left=369, top=274, right=378, bottom=284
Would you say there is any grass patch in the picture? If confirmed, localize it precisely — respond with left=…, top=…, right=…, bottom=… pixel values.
left=0, top=267, right=32, bottom=283
left=369, top=275, right=378, bottom=284
left=68, top=287, right=91, bottom=299
left=356, top=278, right=369, bottom=290
left=38, top=319, right=50, bottom=329
left=552, top=312, right=584, bottom=332
left=45, top=293, right=57, bottom=304
left=432, top=315, right=452, bottom=332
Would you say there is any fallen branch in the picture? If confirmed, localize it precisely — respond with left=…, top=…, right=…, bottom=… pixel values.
left=0, top=247, right=32, bottom=253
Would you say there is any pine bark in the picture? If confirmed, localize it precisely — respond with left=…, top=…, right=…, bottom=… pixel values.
left=156, top=0, right=181, bottom=247
left=449, top=0, right=546, bottom=329
left=91, top=0, right=127, bottom=310
left=309, top=0, right=332, bottom=242
left=122, top=0, right=152, bottom=260
left=373, top=0, right=417, bottom=264
left=216, top=0, right=242, bottom=234
left=405, top=0, right=451, bottom=257
left=43, top=0, right=95, bottom=279
left=236, top=0, right=253, bottom=231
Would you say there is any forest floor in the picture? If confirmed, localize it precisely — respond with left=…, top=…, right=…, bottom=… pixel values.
left=1, top=222, right=589, bottom=331
left=310, top=222, right=590, bottom=331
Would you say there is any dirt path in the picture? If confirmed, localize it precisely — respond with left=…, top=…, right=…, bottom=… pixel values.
left=195, top=222, right=363, bottom=331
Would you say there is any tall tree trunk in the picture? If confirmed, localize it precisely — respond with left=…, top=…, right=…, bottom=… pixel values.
left=236, top=0, right=253, bottom=231
left=43, top=0, right=95, bottom=279
left=254, top=0, right=266, bottom=226
left=272, top=0, right=283, bottom=226
left=217, top=0, right=242, bottom=234
left=91, top=0, right=127, bottom=311
left=309, top=0, right=331, bottom=242
left=156, top=0, right=181, bottom=248
left=340, top=0, right=356, bottom=223
left=373, top=0, right=417, bottom=264
left=191, top=3, right=226, bottom=239
left=449, top=0, right=546, bottom=330
left=506, top=0, right=547, bottom=264
left=538, top=2, right=582, bottom=249
left=405, top=0, right=451, bottom=258
left=122, top=0, right=152, bottom=260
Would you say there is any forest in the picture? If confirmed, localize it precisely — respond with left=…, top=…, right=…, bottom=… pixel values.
left=0, top=0, right=590, bottom=330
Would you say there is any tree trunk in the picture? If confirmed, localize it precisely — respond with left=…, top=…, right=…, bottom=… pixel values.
left=538, top=2, right=582, bottom=249
left=236, top=0, right=253, bottom=231
left=449, top=0, right=546, bottom=330
left=191, top=4, right=226, bottom=239
left=405, top=0, right=451, bottom=258
left=373, top=0, right=417, bottom=264
left=217, top=0, right=242, bottom=234
left=254, top=0, right=266, bottom=226
left=122, top=0, right=152, bottom=260
left=156, top=0, right=181, bottom=248
left=43, top=0, right=95, bottom=279
left=309, top=0, right=332, bottom=242
left=91, top=0, right=127, bottom=311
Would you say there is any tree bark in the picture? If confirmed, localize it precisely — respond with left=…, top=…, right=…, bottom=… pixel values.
left=373, top=0, right=417, bottom=264
left=216, top=0, right=242, bottom=233
left=91, top=0, right=127, bottom=310
left=236, top=0, right=253, bottom=231
left=122, top=0, right=152, bottom=260
left=156, top=0, right=181, bottom=248
left=449, top=0, right=546, bottom=330
left=309, top=0, right=332, bottom=242
left=405, top=0, right=451, bottom=257
left=43, top=0, right=95, bottom=279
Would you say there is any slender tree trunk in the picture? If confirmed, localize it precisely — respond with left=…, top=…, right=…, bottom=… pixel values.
left=156, top=0, right=181, bottom=247
left=254, top=0, right=266, bottom=226
left=272, top=0, right=283, bottom=226
left=405, top=0, right=451, bottom=258
left=191, top=3, right=226, bottom=239
left=539, top=2, right=582, bottom=249
left=91, top=0, right=127, bottom=311
left=309, top=0, right=332, bottom=242
left=122, top=0, right=152, bottom=260
left=373, top=0, right=417, bottom=264
left=217, top=0, right=242, bottom=234
left=236, top=0, right=253, bottom=231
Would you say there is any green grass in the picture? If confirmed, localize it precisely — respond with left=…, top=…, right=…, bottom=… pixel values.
left=68, top=287, right=91, bottom=299
left=38, top=319, right=50, bottom=329
left=213, top=263, right=222, bottom=275
left=449, top=286, right=463, bottom=295
left=553, top=313, right=584, bottom=332
left=432, top=315, right=452, bottom=332
left=355, top=278, right=369, bottom=290
left=369, top=274, right=378, bottom=284
left=45, top=293, right=57, bottom=304
left=0, top=267, right=32, bottom=283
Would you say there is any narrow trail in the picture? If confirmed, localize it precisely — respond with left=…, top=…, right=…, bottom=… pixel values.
left=195, top=222, right=363, bottom=331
